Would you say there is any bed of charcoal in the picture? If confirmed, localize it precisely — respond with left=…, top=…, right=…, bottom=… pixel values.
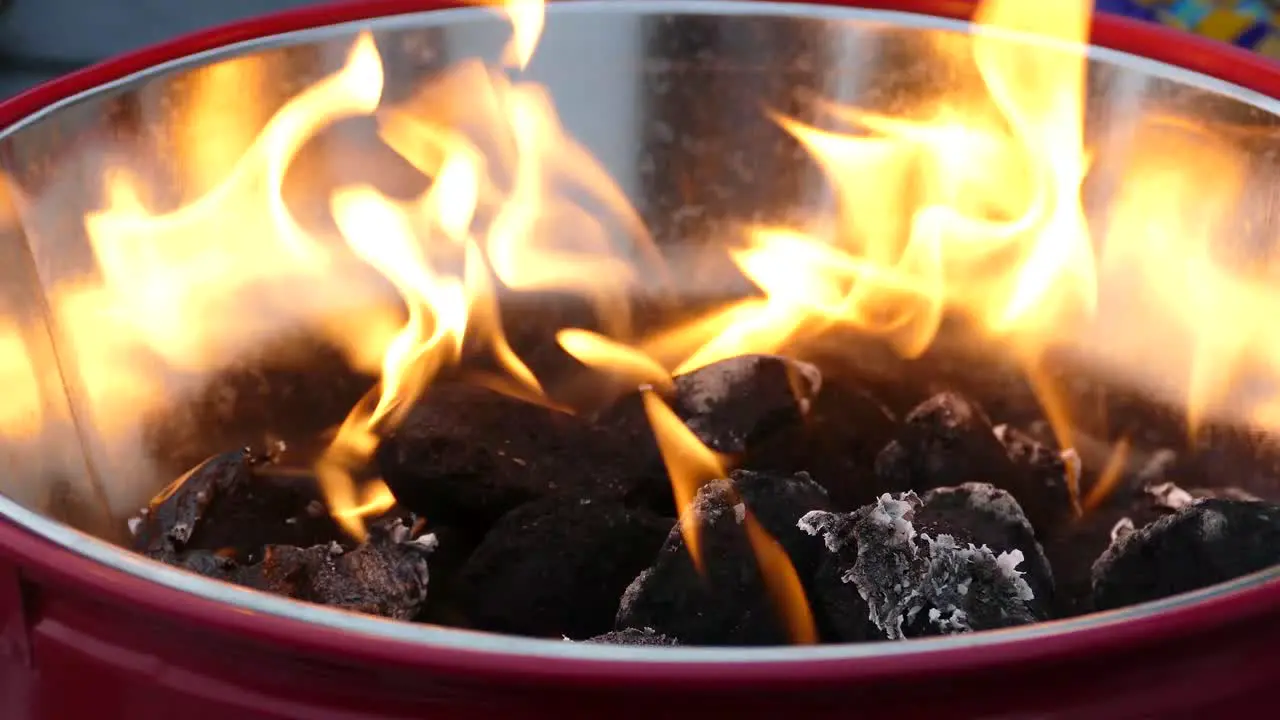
left=122, top=320, right=1280, bottom=647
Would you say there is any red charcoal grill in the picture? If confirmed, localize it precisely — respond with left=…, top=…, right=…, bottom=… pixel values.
left=0, top=1, right=1278, bottom=717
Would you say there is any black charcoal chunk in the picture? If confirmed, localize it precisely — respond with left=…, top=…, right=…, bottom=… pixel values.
left=993, top=424, right=1081, bottom=518
left=600, top=355, right=826, bottom=515
left=801, top=490, right=1044, bottom=640
left=616, top=470, right=831, bottom=646
left=144, top=336, right=374, bottom=475
left=875, top=393, right=1073, bottom=538
left=742, top=378, right=898, bottom=510
left=130, top=448, right=348, bottom=564
left=1092, top=499, right=1280, bottom=611
left=131, top=449, right=257, bottom=557
left=376, top=383, right=649, bottom=526
left=238, top=519, right=436, bottom=620
left=453, top=496, right=670, bottom=639
left=585, top=628, right=680, bottom=647
left=919, top=483, right=1054, bottom=606
left=669, top=354, right=822, bottom=454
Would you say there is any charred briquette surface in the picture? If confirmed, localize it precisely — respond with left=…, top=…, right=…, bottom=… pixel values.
left=452, top=496, right=671, bottom=639
left=801, top=488, right=1048, bottom=641
left=874, top=392, right=1074, bottom=539
left=585, top=628, right=680, bottom=647
left=237, top=519, right=437, bottom=621
left=413, top=524, right=488, bottom=626
left=376, top=383, right=650, bottom=527
left=1092, top=499, right=1280, bottom=611
left=669, top=354, right=822, bottom=454
left=741, top=378, right=898, bottom=511
left=615, top=470, right=831, bottom=646
left=918, top=483, right=1055, bottom=607
left=144, top=335, right=374, bottom=476
left=603, top=354, right=826, bottom=515
left=130, top=449, right=347, bottom=564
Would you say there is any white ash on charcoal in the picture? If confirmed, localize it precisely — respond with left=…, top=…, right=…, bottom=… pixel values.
left=800, top=486, right=1050, bottom=641
left=129, top=447, right=349, bottom=564
left=375, top=383, right=653, bottom=526
left=451, top=496, right=670, bottom=639
left=874, top=392, right=1076, bottom=539
left=615, top=470, right=831, bottom=645
left=583, top=628, right=680, bottom=647
left=1092, top=498, right=1280, bottom=611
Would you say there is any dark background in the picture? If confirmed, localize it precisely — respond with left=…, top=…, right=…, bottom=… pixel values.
left=0, top=0, right=321, bottom=97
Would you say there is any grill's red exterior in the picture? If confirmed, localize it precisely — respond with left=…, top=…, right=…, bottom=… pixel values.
left=1, top=2, right=1278, bottom=718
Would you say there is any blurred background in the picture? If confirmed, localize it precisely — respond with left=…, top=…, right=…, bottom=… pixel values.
left=0, top=0, right=319, bottom=97
left=0, top=0, right=1274, bottom=100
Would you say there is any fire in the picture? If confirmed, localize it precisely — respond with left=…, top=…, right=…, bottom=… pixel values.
left=1, top=0, right=1278, bottom=642
left=639, top=389, right=816, bottom=644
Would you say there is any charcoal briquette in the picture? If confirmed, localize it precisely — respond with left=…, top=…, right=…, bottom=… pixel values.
left=144, top=335, right=374, bottom=475
left=452, top=496, right=670, bottom=639
left=800, top=488, right=1046, bottom=641
left=599, top=354, right=826, bottom=515
left=130, top=448, right=349, bottom=564
left=918, top=483, right=1054, bottom=606
left=615, top=470, right=831, bottom=646
left=668, top=354, right=822, bottom=454
left=376, top=383, right=652, bottom=526
left=585, top=628, right=680, bottom=647
left=237, top=518, right=436, bottom=620
left=993, top=424, right=1080, bottom=519
left=875, top=392, right=1074, bottom=538
left=741, top=378, right=898, bottom=510
left=1092, top=498, right=1280, bottom=611
left=131, top=449, right=257, bottom=558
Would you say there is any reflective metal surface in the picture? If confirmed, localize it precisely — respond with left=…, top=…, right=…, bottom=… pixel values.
left=0, top=0, right=1277, bottom=661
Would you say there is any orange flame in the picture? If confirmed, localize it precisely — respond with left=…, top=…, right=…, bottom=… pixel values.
left=638, top=389, right=816, bottom=644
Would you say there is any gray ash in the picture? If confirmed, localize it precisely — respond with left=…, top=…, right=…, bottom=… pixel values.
left=615, top=470, right=831, bottom=645
left=1092, top=498, right=1280, bottom=611
left=584, top=628, right=680, bottom=647
left=801, top=486, right=1048, bottom=640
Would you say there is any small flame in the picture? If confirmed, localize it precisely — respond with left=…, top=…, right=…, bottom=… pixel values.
left=1082, top=436, right=1131, bottom=514
left=639, top=389, right=816, bottom=643
left=556, top=328, right=673, bottom=391
left=639, top=389, right=725, bottom=569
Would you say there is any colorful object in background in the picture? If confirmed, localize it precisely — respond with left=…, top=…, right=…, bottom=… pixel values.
left=1097, top=0, right=1280, bottom=58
